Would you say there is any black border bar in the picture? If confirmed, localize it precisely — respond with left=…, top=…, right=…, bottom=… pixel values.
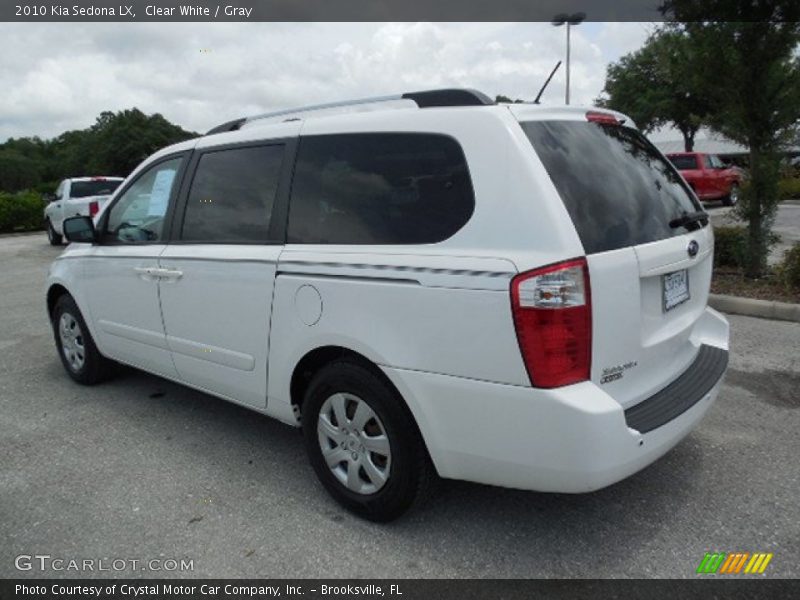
left=3, top=579, right=799, bottom=600
left=2, top=0, right=789, bottom=23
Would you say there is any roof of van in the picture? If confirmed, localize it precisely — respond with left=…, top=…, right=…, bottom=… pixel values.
left=148, top=89, right=636, bottom=163
left=206, top=88, right=495, bottom=135
left=203, top=88, right=635, bottom=136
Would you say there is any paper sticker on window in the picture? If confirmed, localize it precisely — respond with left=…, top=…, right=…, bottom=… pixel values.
left=148, top=169, right=176, bottom=216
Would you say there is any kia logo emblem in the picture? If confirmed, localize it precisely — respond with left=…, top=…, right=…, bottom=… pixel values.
left=688, top=240, right=699, bottom=258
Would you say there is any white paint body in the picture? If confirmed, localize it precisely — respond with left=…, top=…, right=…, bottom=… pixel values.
left=46, top=103, right=729, bottom=493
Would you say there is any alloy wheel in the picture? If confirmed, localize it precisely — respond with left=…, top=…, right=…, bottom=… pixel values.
left=59, top=312, right=85, bottom=372
left=317, top=392, right=392, bottom=495
left=730, top=185, right=740, bottom=206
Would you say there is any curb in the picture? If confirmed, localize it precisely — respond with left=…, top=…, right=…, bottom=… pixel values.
left=0, top=230, right=43, bottom=238
left=709, top=294, right=800, bottom=323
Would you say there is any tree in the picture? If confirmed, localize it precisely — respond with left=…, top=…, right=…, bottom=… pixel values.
left=664, top=0, right=800, bottom=278
left=598, top=30, right=711, bottom=151
left=495, top=95, right=524, bottom=104
left=0, top=148, right=43, bottom=191
left=0, top=109, right=197, bottom=193
left=85, top=109, right=196, bottom=176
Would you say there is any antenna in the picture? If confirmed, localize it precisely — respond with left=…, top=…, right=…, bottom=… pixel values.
left=534, top=61, right=562, bottom=105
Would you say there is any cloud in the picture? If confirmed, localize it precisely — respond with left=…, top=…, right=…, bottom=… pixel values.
left=0, top=22, right=649, bottom=141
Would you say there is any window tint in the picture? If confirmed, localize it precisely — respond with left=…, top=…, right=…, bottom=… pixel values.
left=105, top=157, right=182, bottom=243
left=523, top=121, right=702, bottom=255
left=703, top=155, right=714, bottom=169
left=181, top=144, right=284, bottom=243
left=288, top=133, right=474, bottom=244
left=668, top=154, right=697, bottom=170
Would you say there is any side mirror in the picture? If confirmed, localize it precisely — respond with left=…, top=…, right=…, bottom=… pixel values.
left=63, top=216, right=97, bottom=244
left=42, top=192, right=56, bottom=203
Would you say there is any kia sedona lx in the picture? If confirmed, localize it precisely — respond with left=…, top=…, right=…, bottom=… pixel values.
left=46, top=89, right=730, bottom=521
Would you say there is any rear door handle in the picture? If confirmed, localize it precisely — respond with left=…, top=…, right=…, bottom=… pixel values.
left=133, top=266, right=159, bottom=281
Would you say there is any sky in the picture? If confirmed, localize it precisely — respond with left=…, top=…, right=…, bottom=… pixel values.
left=0, top=22, right=660, bottom=143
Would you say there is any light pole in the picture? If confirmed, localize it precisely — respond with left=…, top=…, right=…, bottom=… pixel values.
left=551, top=12, right=586, bottom=105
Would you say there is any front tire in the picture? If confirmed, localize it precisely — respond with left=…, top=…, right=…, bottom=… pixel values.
left=52, top=294, right=113, bottom=384
left=723, top=183, right=740, bottom=207
left=46, top=219, right=63, bottom=245
left=302, top=360, right=435, bottom=522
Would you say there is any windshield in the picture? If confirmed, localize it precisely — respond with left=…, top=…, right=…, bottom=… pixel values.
left=522, top=121, right=703, bottom=255
left=668, top=155, right=699, bottom=170
left=70, top=180, right=122, bottom=198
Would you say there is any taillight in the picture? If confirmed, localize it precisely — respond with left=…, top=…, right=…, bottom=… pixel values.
left=88, top=201, right=99, bottom=216
left=510, top=258, right=592, bottom=388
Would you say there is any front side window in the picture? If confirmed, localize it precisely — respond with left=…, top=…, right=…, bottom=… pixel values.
left=287, top=133, right=474, bottom=244
left=180, top=144, right=284, bottom=243
left=668, top=154, right=698, bottom=170
left=104, top=157, right=182, bottom=243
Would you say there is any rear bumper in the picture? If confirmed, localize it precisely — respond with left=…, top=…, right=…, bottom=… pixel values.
left=382, top=307, right=729, bottom=493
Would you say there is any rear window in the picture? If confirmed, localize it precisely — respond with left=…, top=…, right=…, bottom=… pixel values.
left=70, top=179, right=122, bottom=198
left=287, top=133, right=474, bottom=244
left=523, top=121, right=702, bottom=255
left=668, top=155, right=698, bottom=170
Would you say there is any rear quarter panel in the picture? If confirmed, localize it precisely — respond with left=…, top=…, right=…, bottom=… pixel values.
left=265, top=253, right=530, bottom=423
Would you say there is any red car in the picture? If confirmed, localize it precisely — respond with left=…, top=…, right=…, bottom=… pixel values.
left=667, top=152, right=743, bottom=206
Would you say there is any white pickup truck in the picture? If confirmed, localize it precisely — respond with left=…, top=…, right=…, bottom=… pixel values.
left=44, top=176, right=124, bottom=245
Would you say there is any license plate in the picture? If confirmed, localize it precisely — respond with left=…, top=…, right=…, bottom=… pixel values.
left=663, top=269, right=690, bottom=312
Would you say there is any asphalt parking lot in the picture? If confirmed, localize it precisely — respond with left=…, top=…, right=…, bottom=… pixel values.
left=1, top=231, right=798, bottom=579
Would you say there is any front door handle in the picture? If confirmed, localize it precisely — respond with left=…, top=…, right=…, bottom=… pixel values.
left=156, top=268, right=183, bottom=281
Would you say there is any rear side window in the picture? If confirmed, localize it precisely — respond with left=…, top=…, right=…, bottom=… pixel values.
left=668, top=155, right=698, bottom=170
left=181, top=144, right=284, bottom=243
left=523, top=121, right=702, bottom=255
left=287, top=133, right=474, bottom=244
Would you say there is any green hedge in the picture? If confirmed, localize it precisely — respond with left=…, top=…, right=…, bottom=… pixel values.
left=0, top=190, right=45, bottom=233
left=778, top=178, right=800, bottom=200
left=713, top=226, right=748, bottom=268
left=714, top=225, right=781, bottom=270
left=777, top=242, right=800, bottom=290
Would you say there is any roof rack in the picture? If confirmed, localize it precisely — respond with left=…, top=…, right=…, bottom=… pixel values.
left=205, top=88, right=495, bottom=135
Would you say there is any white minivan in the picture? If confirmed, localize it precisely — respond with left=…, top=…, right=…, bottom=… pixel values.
left=46, top=89, right=729, bottom=521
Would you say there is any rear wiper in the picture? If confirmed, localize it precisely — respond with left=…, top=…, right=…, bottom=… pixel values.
left=669, top=210, right=708, bottom=229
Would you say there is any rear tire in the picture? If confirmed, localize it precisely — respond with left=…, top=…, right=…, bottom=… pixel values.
left=723, top=183, right=740, bottom=207
left=52, top=294, right=113, bottom=384
left=302, top=360, right=435, bottom=522
left=46, top=220, right=62, bottom=245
